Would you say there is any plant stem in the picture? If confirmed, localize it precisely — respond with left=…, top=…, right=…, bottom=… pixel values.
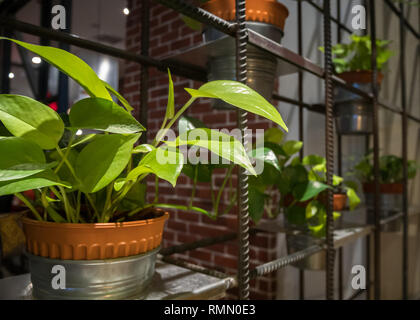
left=15, top=193, right=42, bottom=221
left=154, top=176, right=159, bottom=203
left=153, top=97, right=196, bottom=147
left=54, top=132, right=76, bottom=174
left=55, top=146, right=99, bottom=220
left=213, top=165, right=234, bottom=218
left=189, top=165, right=198, bottom=209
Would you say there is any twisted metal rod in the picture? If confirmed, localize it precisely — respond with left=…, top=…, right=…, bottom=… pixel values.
left=250, top=245, right=323, bottom=278
left=323, top=0, right=336, bottom=301
left=155, top=0, right=236, bottom=36
left=235, top=0, right=250, bottom=301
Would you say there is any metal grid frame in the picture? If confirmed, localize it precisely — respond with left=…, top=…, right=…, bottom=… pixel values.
left=0, top=0, right=419, bottom=300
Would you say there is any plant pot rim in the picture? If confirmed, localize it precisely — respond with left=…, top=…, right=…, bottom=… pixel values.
left=22, top=210, right=169, bottom=260
left=363, top=182, right=403, bottom=194
left=338, top=70, right=384, bottom=85
left=202, top=0, right=289, bottom=30
left=21, top=210, right=169, bottom=229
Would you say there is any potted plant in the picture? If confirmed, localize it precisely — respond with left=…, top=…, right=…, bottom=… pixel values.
left=0, top=37, right=288, bottom=299
left=320, top=35, right=393, bottom=135
left=247, top=128, right=360, bottom=270
left=199, top=0, right=289, bottom=109
left=351, top=153, right=418, bottom=231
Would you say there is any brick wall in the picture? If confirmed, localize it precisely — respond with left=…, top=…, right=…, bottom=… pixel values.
left=122, top=0, right=278, bottom=300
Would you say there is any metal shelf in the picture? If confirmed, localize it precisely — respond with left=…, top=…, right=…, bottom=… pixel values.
left=0, top=260, right=233, bottom=300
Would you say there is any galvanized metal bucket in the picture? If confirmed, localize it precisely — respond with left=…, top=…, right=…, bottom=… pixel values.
left=286, top=234, right=326, bottom=271
left=27, top=247, right=159, bottom=300
left=203, top=22, right=283, bottom=109
left=334, top=83, right=373, bottom=135
left=364, top=193, right=402, bottom=232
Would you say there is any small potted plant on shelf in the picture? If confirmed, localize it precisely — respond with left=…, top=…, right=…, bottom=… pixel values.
left=320, top=35, right=393, bottom=135
left=247, top=128, right=360, bottom=270
left=351, top=152, right=418, bottom=231
left=199, top=0, right=289, bottom=109
left=0, top=37, right=288, bottom=299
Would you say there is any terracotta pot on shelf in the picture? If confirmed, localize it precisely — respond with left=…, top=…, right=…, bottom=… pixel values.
left=283, top=192, right=348, bottom=212
left=363, top=182, right=402, bottom=232
left=201, top=0, right=289, bottom=109
left=284, top=192, right=347, bottom=271
left=334, top=70, right=384, bottom=135
left=202, top=0, right=289, bottom=30
left=21, top=209, right=169, bottom=300
left=338, top=70, right=384, bottom=85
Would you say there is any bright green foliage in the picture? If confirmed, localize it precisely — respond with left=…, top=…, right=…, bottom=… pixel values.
left=320, top=35, right=393, bottom=74
left=0, top=38, right=288, bottom=223
left=247, top=127, right=360, bottom=236
left=352, top=153, right=418, bottom=184
left=0, top=95, right=64, bottom=150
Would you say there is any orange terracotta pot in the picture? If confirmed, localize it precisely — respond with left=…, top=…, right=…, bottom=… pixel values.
left=22, top=210, right=169, bottom=260
left=338, top=70, right=384, bottom=85
left=363, top=182, right=403, bottom=194
left=202, top=0, right=289, bottom=30
left=284, top=193, right=348, bottom=211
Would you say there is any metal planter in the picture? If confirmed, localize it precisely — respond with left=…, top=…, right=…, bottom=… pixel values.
left=27, top=247, right=159, bottom=300
left=286, top=234, right=326, bottom=271
left=334, top=83, right=373, bottom=135
left=203, top=22, right=283, bottom=109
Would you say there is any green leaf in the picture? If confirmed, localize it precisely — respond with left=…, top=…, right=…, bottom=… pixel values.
left=182, top=163, right=212, bottom=183
left=282, top=140, right=303, bottom=157
left=152, top=203, right=213, bottom=219
left=249, top=186, right=267, bottom=223
left=333, top=174, right=344, bottom=187
left=1, top=37, right=111, bottom=101
left=293, top=181, right=331, bottom=202
left=69, top=98, right=145, bottom=134
left=263, top=127, right=284, bottom=144
left=346, top=187, right=360, bottom=211
left=285, top=205, right=306, bottom=225
left=132, top=144, right=155, bottom=154
left=0, top=162, right=57, bottom=182
left=129, top=146, right=184, bottom=187
left=186, top=81, right=288, bottom=132
left=102, top=80, right=134, bottom=112
left=166, top=69, right=175, bottom=120
left=303, top=154, right=326, bottom=172
left=0, top=95, right=64, bottom=149
left=249, top=147, right=281, bottom=172
left=117, top=181, right=147, bottom=211
left=75, top=134, right=140, bottom=193
left=166, top=128, right=256, bottom=176
left=178, top=115, right=207, bottom=134
left=0, top=171, right=70, bottom=196
left=0, top=137, right=46, bottom=168
left=49, top=148, right=79, bottom=188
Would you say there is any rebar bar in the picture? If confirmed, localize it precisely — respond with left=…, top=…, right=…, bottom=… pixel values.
left=369, top=0, right=381, bottom=300
left=235, top=0, right=250, bottom=301
left=399, top=2, right=409, bottom=300
left=154, top=0, right=236, bottom=36
left=323, top=0, right=336, bottom=301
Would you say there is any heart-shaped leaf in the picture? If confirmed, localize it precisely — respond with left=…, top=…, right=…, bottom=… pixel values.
left=165, top=128, right=256, bottom=176
left=1, top=37, right=111, bottom=101
left=0, top=95, right=64, bottom=149
left=185, top=80, right=288, bottom=132
left=75, top=133, right=140, bottom=193
left=0, top=171, right=70, bottom=196
left=293, top=181, right=331, bottom=202
left=131, top=146, right=184, bottom=187
left=69, top=97, right=145, bottom=134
